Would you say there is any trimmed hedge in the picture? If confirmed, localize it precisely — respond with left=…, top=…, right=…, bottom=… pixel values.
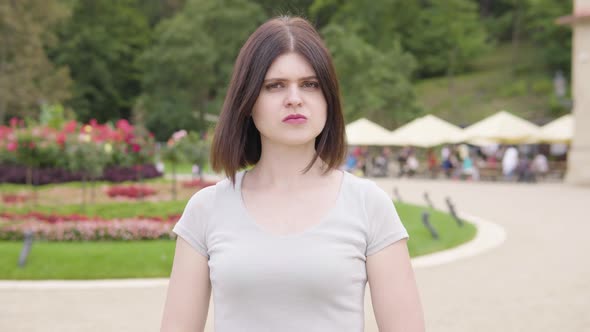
left=0, top=163, right=162, bottom=184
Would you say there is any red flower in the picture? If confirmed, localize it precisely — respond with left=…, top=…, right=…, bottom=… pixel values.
left=132, top=143, right=141, bottom=153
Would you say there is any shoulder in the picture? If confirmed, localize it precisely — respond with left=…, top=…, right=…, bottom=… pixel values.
left=344, top=172, right=393, bottom=211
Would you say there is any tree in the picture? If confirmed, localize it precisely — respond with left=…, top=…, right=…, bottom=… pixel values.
left=138, top=0, right=187, bottom=27
left=0, top=0, right=72, bottom=124
left=52, top=0, right=151, bottom=123
left=405, top=0, right=489, bottom=78
left=251, top=0, right=314, bottom=18
left=523, top=0, right=572, bottom=74
left=310, top=0, right=422, bottom=52
left=140, top=0, right=266, bottom=141
left=322, top=24, right=420, bottom=128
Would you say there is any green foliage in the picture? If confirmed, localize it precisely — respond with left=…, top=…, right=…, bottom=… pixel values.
left=63, top=136, right=109, bottom=179
left=39, top=104, right=69, bottom=130
left=161, top=131, right=210, bottom=168
left=312, top=0, right=422, bottom=52
left=252, top=0, right=314, bottom=18
left=52, top=0, right=151, bottom=123
left=140, top=0, right=266, bottom=141
left=523, top=0, right=572, bottom=73
left=0, top=0, right=72, bottom=123
left=322, top=24, right=420, bottom=128
left=405, top=0, right=489, bottom=77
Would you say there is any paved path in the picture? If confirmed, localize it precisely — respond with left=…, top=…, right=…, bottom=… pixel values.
left=1, top=179, right=588, bottom=331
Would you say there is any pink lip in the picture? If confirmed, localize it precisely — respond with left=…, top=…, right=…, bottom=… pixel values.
left=282, top=114, right=307, bottom=123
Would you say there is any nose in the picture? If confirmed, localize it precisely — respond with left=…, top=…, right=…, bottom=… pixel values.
left=284, top=85, right=303, bottom=108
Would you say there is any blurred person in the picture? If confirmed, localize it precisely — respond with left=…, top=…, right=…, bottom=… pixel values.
left=531, top=152, right=549, bottom=180
left=344, top=148, right=358, bottom=173
left=426, top=148, right=438, bottom=178
left=397, top=146, right=410, bottom=177
left=406, top=151, right=419, bottom=177
left=160, top=16, right=424, bottom=332
left=461, top=152, right=479, bottom=181
left=516, top=154, right=534, bottom=182
left=502, top=145, right=519, bottom=180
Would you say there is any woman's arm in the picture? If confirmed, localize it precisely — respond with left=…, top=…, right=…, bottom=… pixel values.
left=366, top=239, right=425, bottom=332
left=160, top=236, right=211, bottom=332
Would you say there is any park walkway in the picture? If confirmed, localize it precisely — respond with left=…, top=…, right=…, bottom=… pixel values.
left=1, top=178, right=588, bottom=331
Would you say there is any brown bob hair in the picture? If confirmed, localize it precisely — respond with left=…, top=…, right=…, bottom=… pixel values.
left=210, top=16, right=346, bottom=184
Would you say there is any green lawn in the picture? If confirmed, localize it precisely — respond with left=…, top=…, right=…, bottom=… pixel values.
left=0, top=201, right=475, bottom=280
left=3, top=200, right=186, bottom=219
left=0, top=240, right=174, bottom=279
left=0, top=177, right=167, bottom=194
left=415, top=43, right=564, bottom=126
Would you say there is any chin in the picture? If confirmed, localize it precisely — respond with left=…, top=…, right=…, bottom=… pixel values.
left=269, top=132, right=320, bottom=147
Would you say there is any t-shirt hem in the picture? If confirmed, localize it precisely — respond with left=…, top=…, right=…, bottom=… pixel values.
left=172, top=223, right=209, bottom=258
left=366, top=231, right=409, bottom=256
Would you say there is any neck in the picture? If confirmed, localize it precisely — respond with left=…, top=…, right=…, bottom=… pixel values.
left=247, top=140, right=328, bottom=189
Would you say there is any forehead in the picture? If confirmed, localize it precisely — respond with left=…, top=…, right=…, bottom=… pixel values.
left=265, top=52, right=316, bottom=79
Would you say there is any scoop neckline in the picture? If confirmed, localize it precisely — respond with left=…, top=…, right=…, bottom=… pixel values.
left=235, top=169, right=348, bottom=238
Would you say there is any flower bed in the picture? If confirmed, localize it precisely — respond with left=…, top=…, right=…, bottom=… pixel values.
left=0, top=212, right=180, bottom=241
left=0, top=118, right=162, bottom=184
left=106, top=185, right=157, bottom=199
left=2, top=194, right=29, bottom=204
left=181, top=179, right=217, bottom=188
left=0, top=219, right=176, bottom=241
left=0, top=212, right=179, bottom=224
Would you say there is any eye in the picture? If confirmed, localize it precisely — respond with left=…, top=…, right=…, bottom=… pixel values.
left=265, top=82, right=284, bottom=90
left=302, top=81, right=320, bottom=89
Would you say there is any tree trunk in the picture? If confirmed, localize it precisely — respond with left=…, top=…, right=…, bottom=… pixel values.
left=90, top=175, right=96, bottom=203
left=32, top=167, right=39, bottom=206
left=81, top=173, right=87, bottom=209
left=26, top=166, right=33, bottom=210
left=137, top=164, right=145, bottom=201
left=171, top=163, right=177, bottom=201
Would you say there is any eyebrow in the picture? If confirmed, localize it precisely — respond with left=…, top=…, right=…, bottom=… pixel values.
left=263, top=76, right=318, bottom=82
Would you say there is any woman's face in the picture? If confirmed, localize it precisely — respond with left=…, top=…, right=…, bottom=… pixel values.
left=251, top=52, right=327, bottom=148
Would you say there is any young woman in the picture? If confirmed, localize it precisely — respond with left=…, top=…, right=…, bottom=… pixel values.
left=160, top=16, right=425, bottom=332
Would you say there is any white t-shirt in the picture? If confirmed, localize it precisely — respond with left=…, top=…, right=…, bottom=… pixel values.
left=173, top=169, right=409, bottom=332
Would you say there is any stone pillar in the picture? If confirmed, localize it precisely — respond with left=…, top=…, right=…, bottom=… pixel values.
left=561, top=1, right=590, bottom=185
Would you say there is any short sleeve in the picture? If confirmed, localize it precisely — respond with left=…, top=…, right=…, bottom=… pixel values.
left=172, top=185, right=216, bottom=258
left=363, top=181, right=409, bottom=256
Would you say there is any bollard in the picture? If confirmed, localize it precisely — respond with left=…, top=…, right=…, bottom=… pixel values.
left=445, top=197, right=464, bottom=227
left=424, top=191, right=435, bottom=209
left=421, top=211, right=439, bottom=240
left=18, top=230, right=34, bottom=268
left=393, top=187, right=403, bottom=202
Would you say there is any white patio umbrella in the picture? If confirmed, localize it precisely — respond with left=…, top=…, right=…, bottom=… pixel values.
left=345, top=118, right=394, bottom=146
left=535, top=114, right=573, bottom=143
left=454, top=110, right=540, bottom=144
left=388, top=114, right=464, bottom=147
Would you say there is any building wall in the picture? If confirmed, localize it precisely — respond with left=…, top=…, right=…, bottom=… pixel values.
left=566, top=0, right=590, bottom=185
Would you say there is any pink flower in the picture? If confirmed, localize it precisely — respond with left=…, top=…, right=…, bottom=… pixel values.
left=7, top=141, right=17, bottom=151
left=56, top=132, right=66, bottom=146
left=132, top=143, right=141, bottom=153
left=9, top=117, right=19, bottom=127
left=64, top=120, right=77, bottom=133
left=116, top=119, right=133, bottom=133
